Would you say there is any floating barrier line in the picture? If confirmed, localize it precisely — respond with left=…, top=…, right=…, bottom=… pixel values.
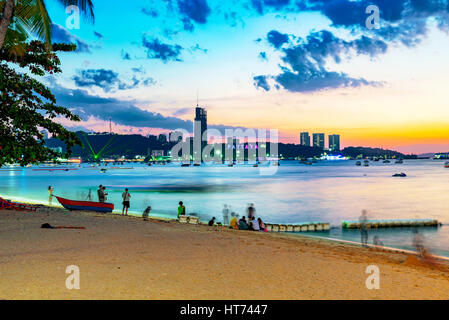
left=342, top=219, right=441, bottom=229
left=265, top=222, right=330, bottom=233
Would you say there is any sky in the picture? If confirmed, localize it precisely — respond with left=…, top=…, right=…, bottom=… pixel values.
left=42, top=0, right=449, bottom=154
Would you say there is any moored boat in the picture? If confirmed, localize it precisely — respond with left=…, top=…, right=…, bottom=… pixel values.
left=445, top=161, right=449, bottom=168
left=55, top=196, right=114, bottom=213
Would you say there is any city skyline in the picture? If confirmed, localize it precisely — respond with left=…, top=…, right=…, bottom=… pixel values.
left=43, top=0, right=449, bottom=154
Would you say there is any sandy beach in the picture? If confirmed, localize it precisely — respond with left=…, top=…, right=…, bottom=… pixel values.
left=0, top=207, right=448, bottom=300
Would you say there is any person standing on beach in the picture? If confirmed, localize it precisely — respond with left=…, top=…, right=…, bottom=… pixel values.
left=222, top=204, right=230, bottom=225
left=247, top=203, right=256, bottom=220
left=177, top=201, right=186, bottom=219
left=97, top=185, right=104, bottom=203
left=48, top=186, right=54, bottom=205
left=102, top=186, right=108, bottom=202
left=359, top=210, right=369, bottom=247
left=122, top=188, right=131, bottom=215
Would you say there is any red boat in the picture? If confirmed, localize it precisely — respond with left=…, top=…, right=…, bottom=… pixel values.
left=55, top=196, right=114, bottom=213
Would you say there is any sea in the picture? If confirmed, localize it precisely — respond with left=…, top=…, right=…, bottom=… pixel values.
left=1, top=159, right=448, bottom=257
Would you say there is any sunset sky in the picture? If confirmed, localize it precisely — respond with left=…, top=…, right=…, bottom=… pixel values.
left=44, top=0, right=449, bottom=154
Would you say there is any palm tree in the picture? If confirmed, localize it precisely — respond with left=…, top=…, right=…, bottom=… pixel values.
left=0, top=0, right=94, bottom=49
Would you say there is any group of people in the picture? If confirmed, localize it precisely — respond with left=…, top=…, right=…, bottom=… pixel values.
left=97, top=185, right=131, bottom=215
left=208, top=203, right=267, bottom=232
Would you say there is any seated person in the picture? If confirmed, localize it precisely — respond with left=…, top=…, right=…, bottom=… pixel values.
left=208, top=217, right=216, bottom=226
left=229, top=213, right=239, bottom=229
left=257, top=217, right=265, bottom=231
left=238, top=216, right=249, bottom=230
left=250, top=216, right=260, bottom=231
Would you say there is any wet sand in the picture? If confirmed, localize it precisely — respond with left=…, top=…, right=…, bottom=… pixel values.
left=0, top=207, right=448, bottom=300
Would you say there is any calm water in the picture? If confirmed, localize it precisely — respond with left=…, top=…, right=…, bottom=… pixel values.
left=1, top=159, right=448, bottom=256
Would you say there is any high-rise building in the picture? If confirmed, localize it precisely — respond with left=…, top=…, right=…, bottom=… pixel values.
left=194, top=107, right=207, bottom=142
left=300, top=132, right=310, bottom=146
left=158, top=134, right=167, bottom=144
left=328, top=134, right=340, bottom=152
left=313, top=133, right=325, bottom=149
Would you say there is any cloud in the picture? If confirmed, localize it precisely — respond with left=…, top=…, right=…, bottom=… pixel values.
left=255, top=29, right=385, bottom=92
left=51, top=23, right=90, bottom=53
left=121, top=50, right=131, bottom=60
left=51, top=83, right=248, bottom=133
left=72, top=68, right=156, bottom=92
left=251, top=0, right=291, bottom=14
left=73, top=69, right=119, bottom=91
left=253, top=75, right=271, bottom=91
left=93, top=31, right=103, bottom=39
left=177, top=0, right=211, bottom=28
left=142, top=37, right=184, bottom=62
left=267, top=30, right=289, bottom=48
left=53, top=84, right=193, bottom=131
left=258, top=51, right=268, bottom=61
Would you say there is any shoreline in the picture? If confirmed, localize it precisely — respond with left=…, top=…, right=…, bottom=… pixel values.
left=2, top=194, right=449, bottom=261
left=1, top=207, right=448, bottom=299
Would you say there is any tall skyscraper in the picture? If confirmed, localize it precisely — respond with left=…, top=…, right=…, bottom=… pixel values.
left=194, top=106, right=208, bottom=163
left=313, top=133, right=325, bottom=149
left=194, top=106, right=207, bottom=143
left=328, top=134, right=340, bottom=152
left=300, top=132, right=310, bottom=146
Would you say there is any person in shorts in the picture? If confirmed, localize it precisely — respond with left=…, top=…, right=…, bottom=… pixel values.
left=122, top=188, right=131, bottom=215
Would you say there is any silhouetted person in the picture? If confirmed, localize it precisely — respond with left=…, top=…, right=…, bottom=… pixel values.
left=222, top=204, right=230, bottom=225
left=97, top=185, right=104, bottom=203
left=142, top=206, right=151, bottom=221
left=208, top=217, right=216, bottom=226
left=359, top=210, right=369, bottom=247
left=247, top=203, right=256, bottom=220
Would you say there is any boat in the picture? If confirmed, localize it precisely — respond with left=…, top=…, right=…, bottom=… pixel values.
left=395, top=159, right=403, bottom=164
left=355, top=161, right=361, bottom=166
left=193, top=163, right=201, bottom=167
left=392, top=172, right=407, bottom=177
left=55, top=196, right=114, bottom=213
left=100, top=168, right=107, bottom=173
left=445, top=161, right=449, bottom=168
left=181, top=163, right=190, bottom=167
left=363, top=160, right=369, bottom=167
left=383, top=160, right=391, bottom=163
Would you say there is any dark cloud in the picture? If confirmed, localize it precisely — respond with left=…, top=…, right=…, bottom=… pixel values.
left=52, top=83, right=247, bottom=133
left=267, top=30, right=289, bottom=48
left=72, top=68, right=156, bottom=92
left=73, top=69, right=119, bottom=92
left=51, top=23, right=90, bottom=53
left=255, top=29, right=385, bottom=92
left=253, top=75, right=271, bottom=91
left=121, top=50, right=131, bottom=60
left=177, top=0, right=211, bottom=25
left=93, top=31, right=103, bottom=39
left=53, top=84, right=193, bottom=131
left=259, top=51, right=268, bottom=61
left=142, top=37, right=184, bottom=62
